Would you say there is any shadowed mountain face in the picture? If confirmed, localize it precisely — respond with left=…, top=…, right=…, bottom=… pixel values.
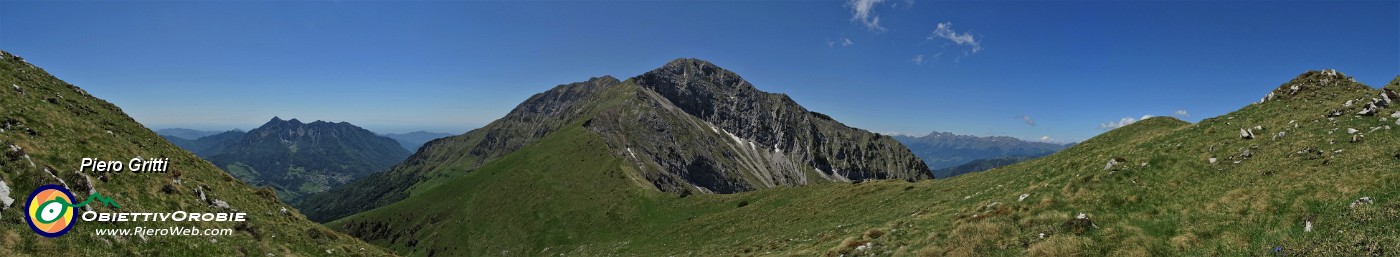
left=0, top=50, right=389, bottom=255
left=199, top=117, right=410, bottom=201
left=621, top=59, right=931, bottom=191
left=298, top=58, right=930, bottom=222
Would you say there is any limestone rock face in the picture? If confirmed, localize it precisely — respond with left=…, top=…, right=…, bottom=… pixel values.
left=594, top=58, right=930, bottom=193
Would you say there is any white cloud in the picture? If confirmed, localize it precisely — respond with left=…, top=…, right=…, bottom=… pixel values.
left=842, top=37, right=855, bottom=47
left=847, top=0, right=887, bottom=32
left=1099, top=116, right=1139, bottom=130
left=911, top=54, right=926, bottom=65
left=827, top=39, right=835, bottom=48
left=1174, top=109, right=1190, bottom=117
left=1040, top=136, right=1052, bottom=142
left=1019, top=115, right=1036, bottom=126
left=1141, top=114, right=1154, bottom=120
left=928, top=22, right=982, bottom=54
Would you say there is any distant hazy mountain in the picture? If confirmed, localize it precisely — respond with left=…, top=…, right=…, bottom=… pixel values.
left=932, top=156, right=1035, bottom=178
left=194, top=117, right=411, bottom=201
left=894, top=131, right=1069, bottom=177
left=155, top=128, right=221, bottom=140
left=161, top=129, right=244, bottom=156
left=381, top=131, right=455, bottom=151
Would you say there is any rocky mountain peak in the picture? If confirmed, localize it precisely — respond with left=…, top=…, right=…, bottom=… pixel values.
left=611, top=58, right=929, bottom=192
left=262, top=116, right=307, bottom=127
left=641, top=58, right=757, bottom=94
left=1259, top=69, right=1368, bottom=103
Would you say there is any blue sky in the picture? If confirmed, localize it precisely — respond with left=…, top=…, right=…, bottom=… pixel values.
left=1, top=1, right=1395, bottom=141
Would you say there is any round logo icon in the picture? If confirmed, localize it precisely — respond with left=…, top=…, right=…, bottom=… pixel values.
left=25, top=184, right=76, bottom=238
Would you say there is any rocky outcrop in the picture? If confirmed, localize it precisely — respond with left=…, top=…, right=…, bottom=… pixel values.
left=1260, top=69, right=1368, bottom=103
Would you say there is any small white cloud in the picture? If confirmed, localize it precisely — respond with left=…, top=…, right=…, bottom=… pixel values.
left=1100, top=116, right=1140, bottom=130
left=1020, top=115, right=1036, bottom=126
left=911, top=54, right=926, bottom=65
left=1174, top=109, right=1190, bottom=117
left=827, top=39, right=836, bottom=48
left=1040, top=136, right=1052, bottom=142
left=847, top=0, right=887, bottom=32
left=1141, top=114, right=1154, bottom=120
left=841, top=37, right=855, bottom=47
left=928, top=22, right=982, bottom=54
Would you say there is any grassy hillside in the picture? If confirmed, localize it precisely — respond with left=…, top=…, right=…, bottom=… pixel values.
left=0, top=51, right=391, bottom=256
left=331, top=70, right=1400, bottom=256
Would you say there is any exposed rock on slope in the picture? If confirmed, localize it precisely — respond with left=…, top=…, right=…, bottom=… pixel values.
left=601, top=59, right=929, bottom=193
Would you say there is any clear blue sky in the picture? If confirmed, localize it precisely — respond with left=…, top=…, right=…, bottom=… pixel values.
left=1, top=1, right=1396, bottom=141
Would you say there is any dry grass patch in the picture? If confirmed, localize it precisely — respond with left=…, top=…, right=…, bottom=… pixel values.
left=1028, top=235, right=1093, bottom=256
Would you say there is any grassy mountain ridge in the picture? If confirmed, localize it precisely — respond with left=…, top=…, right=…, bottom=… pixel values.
left=332, top=68, right=1400, bottom=256
left=0, top=50, right=391, bottom=256
left=297, top=76, right=623, bottom=222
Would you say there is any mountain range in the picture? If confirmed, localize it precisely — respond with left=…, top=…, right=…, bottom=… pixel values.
left=155, top=128, right=222, bottom=140
left=315, top=61, right=1400, bottom=256
left=380, top=131, right=455, bottom=152
left=169, top=118, right=411, bottom=201
left=160, top=128, right=454, bottom=154
left=9, top=48, right=1400, bottom=256
left=298, top=59, right=931, bottom=224
left=161, top=129, right=244, bottom=156
left=0, top=50, right=389, bottom=255
left=894, top=132, right=1070, bottom=178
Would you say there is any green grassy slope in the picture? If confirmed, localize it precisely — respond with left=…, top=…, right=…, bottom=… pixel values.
left=333, top=70, right=1400, bottom=256
left=297, top=77, right=622, bottom=223
left=0, top=51, right=392, bottom=256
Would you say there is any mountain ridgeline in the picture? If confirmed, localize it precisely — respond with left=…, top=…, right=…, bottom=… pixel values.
left=298, top=58, right=930, bottom=222
left=0, top=51, right=388, bottom=255
left=155, top=128, right=221, bottom=140
left=161, top=129, right=244, bottom=156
